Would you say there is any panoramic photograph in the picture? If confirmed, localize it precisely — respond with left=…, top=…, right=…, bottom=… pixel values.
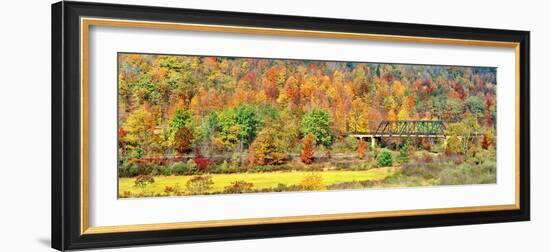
left=117, top=53, right=497, bottom=198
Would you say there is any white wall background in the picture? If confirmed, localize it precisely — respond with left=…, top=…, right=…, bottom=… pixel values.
left=0, top=0, right=545, bottom=251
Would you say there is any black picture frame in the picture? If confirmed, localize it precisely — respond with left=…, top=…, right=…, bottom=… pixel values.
left=52, top=1, right=530, bottom=251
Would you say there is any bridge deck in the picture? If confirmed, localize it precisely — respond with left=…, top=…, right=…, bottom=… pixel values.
left=348, top=133, right=446, bottom=138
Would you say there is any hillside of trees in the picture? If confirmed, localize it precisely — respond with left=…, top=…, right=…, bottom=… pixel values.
left=118, top=53, right=496, bottom=161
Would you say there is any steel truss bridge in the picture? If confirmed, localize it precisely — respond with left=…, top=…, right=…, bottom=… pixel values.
left=347, top=120, right=447, bottom=148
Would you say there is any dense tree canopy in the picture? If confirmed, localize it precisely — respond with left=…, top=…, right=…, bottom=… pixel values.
left=118, top=53, right=497, bottom=159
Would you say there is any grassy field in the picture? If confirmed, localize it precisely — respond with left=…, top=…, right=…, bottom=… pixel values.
left=119, top=167, right=397, bottom=196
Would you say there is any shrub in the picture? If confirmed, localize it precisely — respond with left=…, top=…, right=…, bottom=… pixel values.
left=230, top=152, right=241, bottom=171
left=274, top=183, right=289, bottom=192
left=120, top=191, right=133, bottom=198
left=438, top=162, right=496, bottom=185
left=134, top=174, right=155, bottom=192
left=219, top=160, right=230, bottom=172
left=119, top=160, right=138, bottom=177
left=250, top=165, right=271, bottom=172
left=421, top=138, right=432, bottom=151
left=402, top=162, right=440, bottom=180
left=324, top=150, right=332, bottom=159
left=170, top=160, right=197, bottom=175
left=413, top=152, right=434, bottom=165
left=379, top=171, right=427, bottom=187
left=300, top=173, right=325, bottom=191
left=153, top=165, right=172, bottom=176
left=372, top=147, right=381, bottom=159
left=470, top=149, right=496, bottom=165
left=397, top=142, right=410, bottom=164
left=344, top=136, right=359, bottom=151
left=130, top=147, right=144, bottom=159
left=224, top=180, right=254, bottom=193
left=185, top=175, right=214, bottom=195
left=119, top=160, right=156, bottom=177
left=358, top=161, right=373, bottom=170
left=438, top=153, right=464, bottom=165
left=377, top=149, right=393, bottom=167
left=328, top=181, right=364, bottom=190
left=164, top=184, right=182, bottom=195
left=300, top=133, right=316, bottom=164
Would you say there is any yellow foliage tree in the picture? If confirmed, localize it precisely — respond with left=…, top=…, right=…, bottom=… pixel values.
left=383, top=95, right=398, bottom=111
left=300, top=75, right=317, bottom=102
left=189, top=95, right=201, bottom=116
left=349, top=98, right=369, bottom=132
left=123, top=105, right=159, bottom=158
left=255, top=90, right=268, bottom=104
left=391, top=80, right=405, bottom=97
left=397, top=100, right=410, bottom=121
left=386, top=109, right=397, bottom=130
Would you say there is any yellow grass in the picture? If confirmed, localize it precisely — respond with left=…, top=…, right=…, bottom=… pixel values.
left=119, top=168, right=397, bottom=196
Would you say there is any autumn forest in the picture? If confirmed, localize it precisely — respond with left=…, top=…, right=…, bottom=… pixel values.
left=117, top=53, right=497, bottom=198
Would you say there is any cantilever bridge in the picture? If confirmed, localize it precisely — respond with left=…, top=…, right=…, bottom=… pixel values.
left=347, top=120, right=447, bottom=148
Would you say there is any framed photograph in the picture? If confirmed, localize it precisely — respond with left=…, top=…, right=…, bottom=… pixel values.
left=52, top=1, right=530, bottom=250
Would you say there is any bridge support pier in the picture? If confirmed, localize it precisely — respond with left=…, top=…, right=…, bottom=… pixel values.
left=443, top=136, right=453, bottom=148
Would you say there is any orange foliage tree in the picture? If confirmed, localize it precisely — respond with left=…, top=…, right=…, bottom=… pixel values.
left=481, top=130, right=495, bottom=150
left=300, top=133, right=316, bottom=164
left=357, top=138, right=367, bottom=159
left=174, top=127, right=194, bottom=154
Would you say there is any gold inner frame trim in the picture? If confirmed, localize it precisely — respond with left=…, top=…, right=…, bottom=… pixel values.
left=84, top=204, right=517, bottom=234
left=80, top=17, right=521, bottom=235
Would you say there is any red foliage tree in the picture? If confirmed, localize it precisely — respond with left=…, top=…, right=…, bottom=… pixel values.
left=193, top=147, right=212, bottom=171
left=485, top=112, right=492, bottom=127
left=454, top=83, right=466, bottom=100
left=118, top=127, right=127, bottom=138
